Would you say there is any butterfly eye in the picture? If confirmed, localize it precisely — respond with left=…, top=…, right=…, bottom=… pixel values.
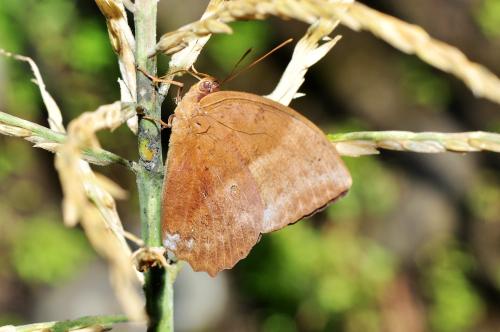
left=199, top=79, right=220, bottom=94
left=201, top=80, right=212, bottom=92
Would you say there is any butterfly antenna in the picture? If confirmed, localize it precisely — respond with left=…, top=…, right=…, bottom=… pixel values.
left=221, top=47, right=253, bottom=83
left=221, top=38, right=293, bottom=85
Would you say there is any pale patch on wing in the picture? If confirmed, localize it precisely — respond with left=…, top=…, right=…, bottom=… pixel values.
left=163, top=233, right=180, bottom=251
left=262, top=205, right=277, bottom=230
left=186, top=237, right=195, bottom=250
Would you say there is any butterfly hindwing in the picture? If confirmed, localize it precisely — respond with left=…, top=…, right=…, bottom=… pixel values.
left=162, top=116, right=264, bottom=276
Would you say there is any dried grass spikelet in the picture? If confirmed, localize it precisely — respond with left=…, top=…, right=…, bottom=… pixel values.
left=155, top=0, right=500, bottom=107
left=331, top=131, right=500, bottom=156
left=95, top=0, right=137, bottom=133
left=168, top=0, right=225, bottom=69
left=0, top=116, right=60, bottom=153
left=2, top=48, right=143, bottom=319
left=0, top=49, right=65, bottom=133
left=343, top=2, right=500, bottom=106
left=154, top=0, right=352, bottom=56
left=0, top=50, right=70, bottom=155
left=156, top=0, right=226, bottom=96
left=154, top=0, right=231, bottom=59
left=0, top=49, right=137, bottom=161
left=94, top=172, right=128, bottom=200
left=0, top=123, right=31, bottom=137
left=55, top=102, right=145, bottom=320
left=333, top=140, right=380, bottom=156
left=162, top=0, right=346, bottom=101
left=0, top=109, right=135, bottom=167
left=267, top=0, right=352, bottom=105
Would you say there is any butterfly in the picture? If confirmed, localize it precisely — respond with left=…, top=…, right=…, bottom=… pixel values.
left=162, top=77, right=352, bottom=276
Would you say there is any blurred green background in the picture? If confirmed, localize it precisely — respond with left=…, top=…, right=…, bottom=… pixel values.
left=1, top=0, right=500, bottom=331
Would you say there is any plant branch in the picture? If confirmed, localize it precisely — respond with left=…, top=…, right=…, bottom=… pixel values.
left=329, top=131, right=500, bottom=156
left=0, top=111, right=135, bottom=169
left=135, top=0, right=174, bottom=331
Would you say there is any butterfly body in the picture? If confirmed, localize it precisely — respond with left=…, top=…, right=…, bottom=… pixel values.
left=162, top=78, right=351, bottom=276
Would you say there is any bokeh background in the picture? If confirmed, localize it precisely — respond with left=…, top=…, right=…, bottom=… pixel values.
left=1, top=0, right=500, bottom=331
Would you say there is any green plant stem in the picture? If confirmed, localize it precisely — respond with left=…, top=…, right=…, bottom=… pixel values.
left=0, top=111, right=134, bottom=169
left=13, top=315, right=128, bottom=332
left=134, top=1, right=174, bottom=331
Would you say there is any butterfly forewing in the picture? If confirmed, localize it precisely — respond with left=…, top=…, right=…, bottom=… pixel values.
left=200, top=91, right=352, bottom=233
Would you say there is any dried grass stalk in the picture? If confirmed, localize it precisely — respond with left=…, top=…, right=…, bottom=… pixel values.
left=266, top=0, right=349, bottom=104
left=168, top=0, right=225, bottom=71
left=157, top=0, right=225, bottom=96
left=95, top=0, right=138, bottom=133
left=330, top=131, right=500, bottom=156
left=155, top=0, right=500, bottom=107
left=55, top=102, right=145, bottom=320
left=1, top=49, right=144, bottom=320
left=154, top=0, right=351, bottom=56
left=344, top=2, right=500, bottom=106
left=0, top=49, right=65, bottom=133
left=0, top=110, right=133, bottom=167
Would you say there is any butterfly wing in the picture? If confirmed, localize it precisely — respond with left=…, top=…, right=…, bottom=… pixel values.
left=199, top=91, right=352, bottom=233
left=162, top=116, right=264, bottom=276
left=163, top=91, right=352, bottom=276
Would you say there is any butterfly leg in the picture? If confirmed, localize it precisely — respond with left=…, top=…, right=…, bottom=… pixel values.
left=174, top=85, right=184, bottom=105
left=167, top=114, right=176, bottom=127
left=144, top=115, right=171, bottom=129
left=136, top=106, right=171, bottom=129
left=136, top=66, right=184, bottom=87
left=132, top=247, right=168, bottom=272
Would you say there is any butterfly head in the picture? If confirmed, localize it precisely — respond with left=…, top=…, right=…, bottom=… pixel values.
left=195, top=77, right=220, bottom=101
left=175, top=76, right=221, bottom=118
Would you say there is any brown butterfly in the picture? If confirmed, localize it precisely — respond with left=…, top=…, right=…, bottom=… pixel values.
left=162, top=77, right=352, bottom=276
